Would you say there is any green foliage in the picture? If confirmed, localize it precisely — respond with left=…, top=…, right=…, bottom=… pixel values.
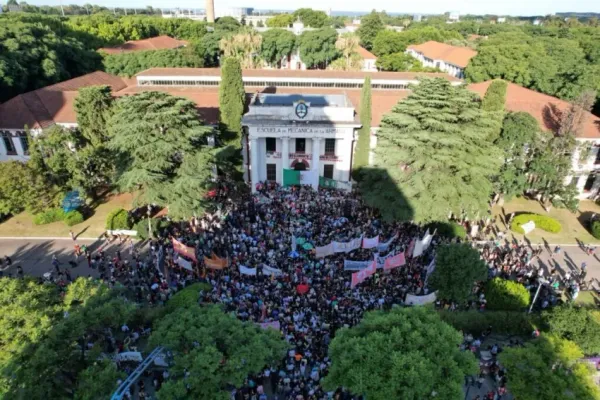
left=500, top=335, right=600, bottom=400
left=108, top=91, right=214, bottom=212
left=429, top=243, right=488, bottom=302
left=33, top=208, right=66, bottom=225
left=292, top=8, right=329, bottom=28
left=551, top=183, right=580, bottom=213
left=481, top=79, right=508, bottom=112
left=105, top=208, right=131, bottom=230
left=102, top=47, right=204, bottom=77
left=372, top=26, right=463, bottom=56
left=75, top=360, right=125, bottom=400
left=353, top=77, right=372, bottom=174
left=543, top=305, right=600, bottom=355
left=439, top=310, right=539, bottom=336
left=425, top=221, right=467, bottom=239
left=218, top=57, right=245, bottom=154
left=359, top=78, right=502, bottom=222
left=266, top=14, right=294, bottom=28
left=0, top=161, right=57, bottom=216
left=510, top=213, right=562, bottom=234
left=150, top=305, right=288, bottom=399
left=64, top=210, right=84, bottom=226
left=323, top=306, right=478, bottom=399
left=165, top=283, right=211, bottom=312
left=356, top=11, right=385, bottom=50
left=74, top=85, right=114, bottom=147
left=133, top=218, right=170, bottom=240
left=260, top=29, right=296, bottom=66
left=591, top=220, right=600, bottom=239
left=485, top=278, right=531, bottom=311
left=375, top=52, right=441, bottom=72
left=297, top=28, right=339, bottom=68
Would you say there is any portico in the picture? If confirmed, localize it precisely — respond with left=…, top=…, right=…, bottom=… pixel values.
left=242, top=94, right=360, bottom=192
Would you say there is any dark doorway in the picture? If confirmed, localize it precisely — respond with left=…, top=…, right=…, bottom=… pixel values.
left=294, top=162, right=307, bottom=171
left=584, top=174, right=596, bottom=192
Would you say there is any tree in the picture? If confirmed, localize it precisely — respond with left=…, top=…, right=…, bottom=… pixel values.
left=359, top=78, right=502, bottom=222
left=0, top=161, right=57, bottom=215
left=323, top=306, right=478, bottom=399
left=485, top=278, right=531, bottom=311
left=102, top=46, right=205, bottom=77
left=335, top=33, right=360, bottom=70
left=219, top=28, right=262, bottom=69
left=353, top=77, right=371, bottom=174
left=218, top=57, right=245, bottom=155
left=260, top=29, right=296, bottom=67
left=376, top=52, right=422, bottom=72
left=429, top=243, right=488, bottom=303
left=108, top=91, right=214, bottom=207
left=499, top=335, right=600, bottom=400
left=74, top=85, right=114, bottom=147
left=297, top=28, right=339, bottom=69
left=266, top=13, right=293, bottom=28
left=75, top=360, right=125, bottom=400
left=328, top=54, right=363, bottom=71
left=292, top=8, right=328, bottom=28
left=357, top=11, right=385, bottom=50
left=150, top=305, right=288, bottom=399
left=481, top=79, right=508, bottom=112
left=543, top=304, right=600, bottom=356
left=372, top=30, right=405, bottom=56
left=215, top=16, right=241, bottom=33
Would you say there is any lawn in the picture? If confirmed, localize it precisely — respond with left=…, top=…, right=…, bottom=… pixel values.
left=0, top=193, right=134, bottom=239
left=491, top=197, right=600, bottom=245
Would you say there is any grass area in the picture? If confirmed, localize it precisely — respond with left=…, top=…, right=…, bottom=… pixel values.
left=0, top=193, right=134, bottom=238
left=492, top=198, right=600, bottom=245
left=575, top=291, right=600, bottom=308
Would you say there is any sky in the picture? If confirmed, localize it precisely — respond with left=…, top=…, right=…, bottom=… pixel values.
left=15, top=0, right=600, bottom=16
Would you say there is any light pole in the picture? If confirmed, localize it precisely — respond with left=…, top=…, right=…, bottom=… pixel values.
left=529, top=277, right=548, bottom=314
left=147, top=205, right=152, bottom=239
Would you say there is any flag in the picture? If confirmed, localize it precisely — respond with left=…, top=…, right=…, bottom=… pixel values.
left=264, top=265, right=283, bottom=276
left=176, top=257, right=194, bottom=272
left=421, top=229, right=433, bottom=252
left=351, top=259, right=377, bottom=288
left=172, top=238, right=197, bottom=262
left=283, top=169, right=301, bottom=186
left=204, top=252, right=228, bottom=269
left=412, top=239, right=424, bottom=258
left=239, top=265, right=257, bottom=276
left=283, top=169, right=319, bottom=189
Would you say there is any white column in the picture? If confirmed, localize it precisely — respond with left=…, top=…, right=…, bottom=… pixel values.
left=312, top=137, right=321, bottom=172
left=281, top=137, right=290, bottom=171
left=250, top=138, right=259, bottom=193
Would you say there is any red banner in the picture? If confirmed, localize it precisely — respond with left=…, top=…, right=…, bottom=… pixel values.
left=351, top=260, right=377, bottom=288
left=383, top=252, right=406, bottom=271
left=172, top=238, right=197, bottom=262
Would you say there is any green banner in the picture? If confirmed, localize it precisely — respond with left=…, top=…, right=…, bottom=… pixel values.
left=283, top=169, right=300, bottom=186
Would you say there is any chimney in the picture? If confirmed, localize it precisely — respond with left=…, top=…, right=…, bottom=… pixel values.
left=206, top=0, right=215, bottom=23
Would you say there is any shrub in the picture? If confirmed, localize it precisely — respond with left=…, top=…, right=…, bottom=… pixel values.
left=510, top=213, right=561, bottom=234
left=165, top=283, right=212, bottom=312
left=105, top=208, right=131, bottom=231
left=485, top=278, right=531, bottom=311
left=439, top=310, right=539, bottom=336
left=133, top=218, right=170, bottom=240
left=591, top=220, right=600, bottom=240
left=425, top=221, right=466, bottom=239
left=33, top=208, right=66, bottom=225
left=63, top=210, right=84, bottom=226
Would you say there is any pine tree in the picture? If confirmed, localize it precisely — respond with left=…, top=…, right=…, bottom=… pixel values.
left=218, top=57, right=245, bottom=153
left=74, top=85, right=114, bottom=147
left=360, top=78, right=502, bottom=223
left=108, top=91, right=214, bottom=211
left=353, top=77, right=372, bottom=176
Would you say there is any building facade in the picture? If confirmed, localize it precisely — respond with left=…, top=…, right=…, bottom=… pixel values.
left=406, top=41, right=477, bottom=79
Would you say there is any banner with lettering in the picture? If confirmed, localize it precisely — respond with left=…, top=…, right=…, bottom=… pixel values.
left=239, top=265, right=257, bottom=276
left=377, top=234, right=398, bottom=252
left=351, top=260, right=377, bottom=288
left=405, top=292, right=437, bottom=306
left=172, top=238, right=197, bottom=262
left=362, top=235, right=380, bottom=249
left=383, top=252, right=406, bottom=270
left=204, top=252, right=228, bottom=269
left=264, top=265, right=284, bottom=276
left=315, top=242, right=334, bottom=258
left=344, top=260, right=371, bottom=271
left=176, top=257, right=194, bottom=272
left=333, top=237, right=362, bottom=253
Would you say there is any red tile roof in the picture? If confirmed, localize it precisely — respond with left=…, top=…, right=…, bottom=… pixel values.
left=407, top=41, right=477, bottom=68
left=468, top=81, right=600, bottom=139
left=356, top=46, right=377, bottom=60
left=0, top=72, right=128, bottom=130
left=98, top=36, right=188, bottom=55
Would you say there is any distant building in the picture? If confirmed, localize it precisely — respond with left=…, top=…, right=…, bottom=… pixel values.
left=98, top=36, right=188, bottom=55
left=406, top=41, right=477, bottom=78
left=497, top=17, right=506, bottom=23
left=447, top=11, right=460, bottom=23
left=413, top=14, right=422, bottom=22
left=533, top=19, right=542, bottom=26
left=356, top=47, right=378, bottom=72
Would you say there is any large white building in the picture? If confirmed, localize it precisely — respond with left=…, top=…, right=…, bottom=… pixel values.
left=406, top=41, right=477, bottom=79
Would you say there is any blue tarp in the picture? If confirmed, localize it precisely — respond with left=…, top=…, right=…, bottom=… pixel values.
left=62, top=191, right=83, bottom=213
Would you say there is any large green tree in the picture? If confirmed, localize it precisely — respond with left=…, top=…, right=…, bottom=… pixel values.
left=266, top=14, right=294, bottom=28
left=429, top=243, right=488, bottom=303
left=323, top=306, right=478, bottom=399
left=74, top=85, right=114, bottom=147
left=108, top=91, right=214, bottom=208
left=102, top=47, right=205, bottom=77
left=292, top=8, right=329, bottom=28
left=150, top=305, right=288, bottom=400
left=356, top=11, right=385, bottom=50
left=353, top=77, right=372, bottom=174
left=543, top=305, right=600, bottom=356
left=260, top=29, right=296, bottom=67
left=0, top=161, right=57, bottom=215
left=218, top=57, right=245, bottom=155
left=500, top=335, right=600, bottom=400
left=359, top=78, right=502, bottom=222
left=297, top=28, right=339, bottom=68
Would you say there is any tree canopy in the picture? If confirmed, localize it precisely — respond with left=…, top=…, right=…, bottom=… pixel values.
left=292, top=8, right=329, bottom=28
left=102, top=47, right=204, bottom=77
left=266, top=14, right=294, bottom=28
left=356, top=11, right=385, bottom=50
left=297, top=28, right=339, bottom=68
left=543, top=304, right=600, bottom=356
left=323, top=306, right=478, bottom=399
left=353, top=77, right=372, bottom=174
left=359, top=78, right=502, bottom=222
left=260, top=29, right=296, bottom=67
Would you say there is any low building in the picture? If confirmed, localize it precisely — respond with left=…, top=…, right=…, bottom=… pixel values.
left=356, top=47, right=378, bottom=72
left=98, top=36, right=188, bottom=55
left=406, top=41, right=477, bottom=78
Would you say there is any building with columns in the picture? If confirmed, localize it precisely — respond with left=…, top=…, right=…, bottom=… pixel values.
left=242, top=94, right=360, bottom=191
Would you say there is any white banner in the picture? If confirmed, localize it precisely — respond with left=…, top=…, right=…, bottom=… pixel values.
left=315, top=243, right=335, bottom=258
left=107, top=229, right=138, bottom=236
left=405, top=292, right=437, bottom=306
left=362, top=235, right=380, bottom=249
left=176, top=257, right=194, bottom=272
left=300, top=170, right=319, bottom=190
left=377, top=234, right=397, bottom=252
left=412, top=239, right=424, bottom=258
left=333, top=237, right=363, bottom=253
left=263, top=265, right=284, bottom=276
left=115, top=352, right=143, bottom=362
left=521, top=221, right=536, bottom=234
left=239, top=265, right=257, bottom=276
left=421, top=229, right=433, bottom=252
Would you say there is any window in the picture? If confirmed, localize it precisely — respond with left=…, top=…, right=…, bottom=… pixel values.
left=18, top=133, right=29, bottom=155
left=295, top=138, right=306, bottom=153
left=324, top=165, right=334, bottom=179
left=266, top=164, right=277, bottom=181
left=2, top=134, right=16, bottom=155
left=266, top=137, right=276, bottom=152
left=325, top=139, right=336, bottom=155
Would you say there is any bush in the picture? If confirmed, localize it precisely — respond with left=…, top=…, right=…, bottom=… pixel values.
left=591, top=220, right=600, bottom=240
left=485, top=278, right=531, bottom=311
left=133, top=218, right=170, bottom=240
left=510, top=213, right=561, bottom=234
left=425, top=221, right=466, bottom=239
left=33, top=208, right=66, bottom=225
left=63, top=210, right=84, bottom=226
left=165, top=283, right=212, bottom=312
left=439, top=309, right=539, bottom=336
left=105, top=208, right=131, bottom=231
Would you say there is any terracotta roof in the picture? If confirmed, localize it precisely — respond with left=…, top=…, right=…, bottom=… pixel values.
left=0, top=72, right=128, bottom=130
left=99, top=36, right=188, bottom=55
left=468, top=81, right=600, bottom=139
left=407, top=41, right=477, bottom=68
left=356, top=46, right=377, bottom=60
left=135, top=67, right=462, bottom=81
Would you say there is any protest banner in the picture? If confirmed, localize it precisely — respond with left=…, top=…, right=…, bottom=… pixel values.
left=107, top=229, right=138, bottom=236
left=172, top=238, right=197, bottom=262
left=315, top=243, right=334, bottom=258
left=176, top=257, right=194, bottom=272
left=405, top=292, right=437, bottom=306
left=239, top=265, right=257, bottom=276
left=344, top=260, right=371, bottom=271
left=383, top=252, right=406, bottom=270
left=377, top=234, right=397, bottom=252
left=362, top=235, right=380, bottom=249
left=333, top=237, right=362, bottom=253
left=204, top=252, right=228, bottom=269
left=351, top=260, right=376, bottom=288
left=263, top=265, right=283, bottom=276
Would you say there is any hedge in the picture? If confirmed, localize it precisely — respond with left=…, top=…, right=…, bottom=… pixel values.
left=425, top=221, right=466, bottom=239
left=485, top=278, right=531, bottom=311
left=591, top=220, right=600, bottom=239
left=439, top=310, right=540, bottom=336
left=105, top=208, right=131, bottom=231
left=510, top=213, right=562, bottom=234
left=33, top=208, right=66, bottom=225
left=64, top=210, right=84, bottom=226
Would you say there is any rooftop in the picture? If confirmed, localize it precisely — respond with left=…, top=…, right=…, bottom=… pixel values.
left=407, top=41, right=477, bottom=68
left=254, top=94, right=349, bottom=107
left=98, top=36, right=188, bottom=55
left=356, top=46, right=377, bottom=60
